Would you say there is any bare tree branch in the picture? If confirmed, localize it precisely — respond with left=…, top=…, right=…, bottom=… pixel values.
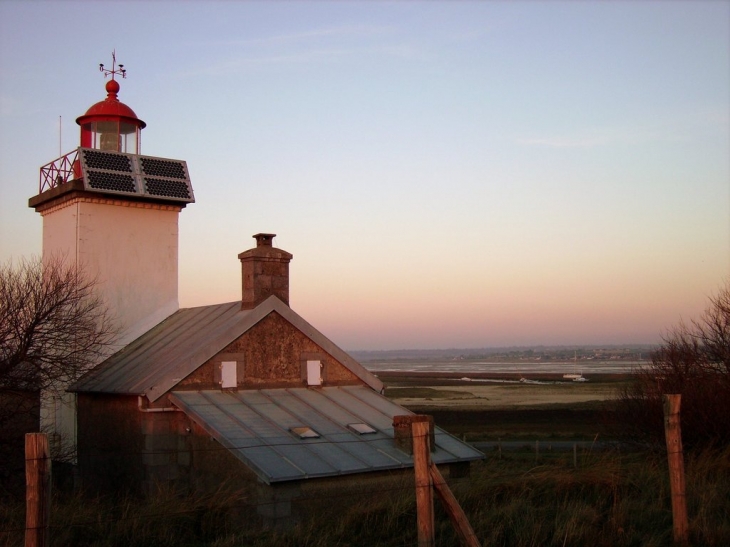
left=612, top=281, right=730, bottom=449
left=0, top=254, right=117, bottom=417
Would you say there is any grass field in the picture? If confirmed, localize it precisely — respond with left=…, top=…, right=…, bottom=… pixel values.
left=382, top=371, right=624, bottom=442
left=386, top=383, right=616, bottom=409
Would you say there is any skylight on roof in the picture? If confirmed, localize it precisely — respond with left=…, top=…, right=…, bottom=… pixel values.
left=290, top=426, right=320, bottom=439
left=347, top=423, right=376, bottom=435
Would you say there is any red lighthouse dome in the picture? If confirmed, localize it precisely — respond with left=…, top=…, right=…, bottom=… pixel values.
left=76, top=60, right=146, bottom=154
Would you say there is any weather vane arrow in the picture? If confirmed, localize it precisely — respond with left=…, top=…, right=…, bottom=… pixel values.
left=99, top=50, right=126, bottom=80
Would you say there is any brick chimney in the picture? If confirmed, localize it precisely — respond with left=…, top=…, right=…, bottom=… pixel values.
left=238, top=233, right=293, bottom=310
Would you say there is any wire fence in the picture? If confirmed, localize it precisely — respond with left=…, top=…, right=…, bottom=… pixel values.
left=1, top=438, right=621, bottom=542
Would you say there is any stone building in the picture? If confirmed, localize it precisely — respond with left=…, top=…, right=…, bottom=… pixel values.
left=70, top=233, right=482, bottom=525
left=30, top=56, right=482, bottom=526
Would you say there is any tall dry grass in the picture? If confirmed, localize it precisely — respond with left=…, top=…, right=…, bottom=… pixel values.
left=1, top=447, right=728, bottom=546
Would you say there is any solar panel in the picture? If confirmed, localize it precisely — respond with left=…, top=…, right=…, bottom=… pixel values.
left=87, top=171, right=136, bottom=193
left=78, top=148, right=194, bottom=203
left=83, top=149, right=133, bottom=172
left=140, top=157, right=187, bottom=179
left=144, top=178, right=191, bottom=199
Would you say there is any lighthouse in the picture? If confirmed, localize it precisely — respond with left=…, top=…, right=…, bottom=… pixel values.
left=28, top=53, right=195, bottom=453
left=30, top=54, right=194, bottom=342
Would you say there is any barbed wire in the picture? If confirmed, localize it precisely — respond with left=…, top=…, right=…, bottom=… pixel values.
left=0, top=451, right=618, bottom=539
left=18, top=436, right=608, bottom=463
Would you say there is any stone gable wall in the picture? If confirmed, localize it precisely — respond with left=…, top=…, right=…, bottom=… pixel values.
left=177, top=311, right=360, bottom=390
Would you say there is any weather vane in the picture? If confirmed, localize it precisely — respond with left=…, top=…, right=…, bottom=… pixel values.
left=99, top=50, right=126, bottom=80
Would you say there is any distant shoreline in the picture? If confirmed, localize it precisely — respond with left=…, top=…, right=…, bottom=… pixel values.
left=372, top=369, right=634, bottom=384
left=350, top=344, right=656, bottom=360
left=354, top=346, right=652, bottom=377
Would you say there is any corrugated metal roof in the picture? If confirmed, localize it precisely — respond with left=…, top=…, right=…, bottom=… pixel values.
left=169, top=385, right=484, bottom=484
left=70, top=297, right=383, bottom=400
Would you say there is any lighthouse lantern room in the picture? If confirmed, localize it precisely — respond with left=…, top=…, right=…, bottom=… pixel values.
left=76, top=54, right=146, bottom=154
left=36, top=52, right=193, bottom=202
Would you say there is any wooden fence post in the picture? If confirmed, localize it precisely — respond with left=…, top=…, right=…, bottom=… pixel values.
left=413, top=420, right=435, bottom=547
left=663, top=394, right=688, bottom=546
left=430, top=462, right=480, bottom=547
left=25, top=433, right=51, bottom=547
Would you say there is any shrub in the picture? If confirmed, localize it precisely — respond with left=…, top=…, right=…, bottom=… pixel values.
left=613, top=282, right=730, bottom=449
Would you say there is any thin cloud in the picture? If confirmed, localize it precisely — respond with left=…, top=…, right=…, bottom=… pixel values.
left=168, top=22, right=423, bottom=79
left=517, top=125, right=683, bottom=148
left=175, top=41, right=421, bottom=78
left=185, top=48, right=352, bottom=76
left=517, top=136, right=608, bottom=148
left=194, top=24, right=397, bottom=49
left=248, top=24, right=397, bottom=45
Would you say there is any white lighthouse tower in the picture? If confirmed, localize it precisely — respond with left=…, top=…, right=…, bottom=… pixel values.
left=29, top=53, right=195, bottom=453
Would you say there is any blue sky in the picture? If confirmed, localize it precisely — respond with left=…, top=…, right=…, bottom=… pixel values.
left=1, top=1, right=728, bottom=350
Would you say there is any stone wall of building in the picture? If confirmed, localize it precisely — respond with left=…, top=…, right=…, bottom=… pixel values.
left=177, top=311, right=360, bottom=390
